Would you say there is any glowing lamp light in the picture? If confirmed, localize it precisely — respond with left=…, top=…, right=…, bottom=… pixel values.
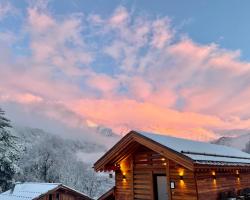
left=179, top=169, right=184, bottom=181
left=236, top=170, right=240, bottom=179
left=212, top=171, right=216, bottom=180
left=122, top=173, right=126, bottom=181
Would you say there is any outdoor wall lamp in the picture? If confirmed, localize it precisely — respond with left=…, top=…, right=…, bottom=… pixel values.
left=236, top=170, right=239, bottom=175
left=236, top=170, right=240, bottom=179
left=122, top=173, right=126, bottom=180
left=179, top=169, right=184, bottom=181
left=212, top=171, right=216, bottom=180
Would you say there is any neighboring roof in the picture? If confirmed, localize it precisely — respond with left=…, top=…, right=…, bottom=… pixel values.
left=0, top=183, right=59, bottom=200
left=0, top=182, right=91, bottom=200
left=140, top=131, right=250, bottom=165
left=94, top=130, right=250, bottom=171
left=98, top=187, right=115, bottom=200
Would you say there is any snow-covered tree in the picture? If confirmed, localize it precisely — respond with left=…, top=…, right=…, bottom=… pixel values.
left=0, top=108, right=19, bottom=192
left=16, top=133, right=114, bottom=198
left=81, top=169, right=114, bottom=198
left=17, top=136, right=63, bottom=182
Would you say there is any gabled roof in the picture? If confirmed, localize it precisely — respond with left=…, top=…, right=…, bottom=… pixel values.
left=0, top=182, right=91, bottom=200
left=140, top=131, right=250, bottom=165
left=94, top=130, right=250, bottom=172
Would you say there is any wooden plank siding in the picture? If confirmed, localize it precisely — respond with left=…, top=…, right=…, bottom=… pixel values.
left=37, top=188, right=92, bottom=200
left=115, top=156, right=134, bottom=200
left=133, top=146, right=165, bottom=200
left=195, top=168, right=250, bottom=200
left=115, top=146, right=198, bottom=200
left=169, top=161, right=197, bottom=200
left=39, top=192, right=88, bottom=200
left=94, top=131, right=250, bottom=200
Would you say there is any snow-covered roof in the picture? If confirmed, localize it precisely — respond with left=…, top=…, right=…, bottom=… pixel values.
left=0, top=182, right=90, bottom=200
left=138, top=131, right=250, bottom=165
left=0, top=183, right=60, bottom=200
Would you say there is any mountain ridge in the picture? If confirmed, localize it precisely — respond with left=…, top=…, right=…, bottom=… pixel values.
left=212, top=132, right=250, bottom=151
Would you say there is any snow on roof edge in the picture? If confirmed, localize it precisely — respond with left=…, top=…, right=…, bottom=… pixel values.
left=0, top=182, right=90, bottom=200
left=134, top=130, right=250, bottom=164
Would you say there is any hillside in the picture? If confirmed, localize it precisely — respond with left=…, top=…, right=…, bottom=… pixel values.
left=7, top=125, right=118, bottom=198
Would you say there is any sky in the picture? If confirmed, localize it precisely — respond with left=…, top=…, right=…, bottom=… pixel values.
left=1, top=0, right=250, bottom=141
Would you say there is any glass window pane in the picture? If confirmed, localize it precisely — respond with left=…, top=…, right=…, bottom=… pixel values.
left=156, top=176, right=168, bottom=200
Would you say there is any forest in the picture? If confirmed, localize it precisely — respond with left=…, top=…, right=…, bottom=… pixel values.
left=0, top=107, right=114, bottom=199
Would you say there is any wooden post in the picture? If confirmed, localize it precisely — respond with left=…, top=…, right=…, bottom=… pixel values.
left=194, top=170, right=199, bottom=200
left=166, top=159, right=172, bottom=200
left=131, top=155, right=134, bottom=199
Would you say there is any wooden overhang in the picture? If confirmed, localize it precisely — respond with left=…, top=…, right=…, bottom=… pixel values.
left=94, top=130, right=195, bottom=171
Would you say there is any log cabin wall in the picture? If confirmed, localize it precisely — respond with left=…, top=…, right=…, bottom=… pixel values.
left=169, top=161, right=197, bottom=200
left=38, top=189, right=90, bottom=200
left=196, top=168, right=250, bottom=200
left=115, top=156, right=134, bottom=200
left=115, top=146, right=167, bottom=200
left=115, top=145, right=198, bottom=200
left=133, top=146, right=166, bottom=200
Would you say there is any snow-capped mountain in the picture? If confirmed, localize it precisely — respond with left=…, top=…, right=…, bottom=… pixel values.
left=212, top=132, right=250, bottom=151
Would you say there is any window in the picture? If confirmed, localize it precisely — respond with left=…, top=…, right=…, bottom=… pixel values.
left=49, top=194, right=52, bottom=200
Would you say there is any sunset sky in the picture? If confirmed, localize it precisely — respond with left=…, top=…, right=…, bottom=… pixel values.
left=1, top=0, right=250, bottom=141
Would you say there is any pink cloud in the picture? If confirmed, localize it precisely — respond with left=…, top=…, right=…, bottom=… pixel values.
left=27, top=7, right=92, bottom=75
left=86, top=74, right=119, bottom=94
left=126, top=76, right=153, bottom=100
left=28, top=8, right=55, bottom=32
left=2, top=5, right=250, bottom=141
left=109, top=6, right=129, bottom=25
left=0, top=92, right=43, bottom=104
left=70, top=98, right=226, bottom=140
left=151, top=18, right=172, bottom=48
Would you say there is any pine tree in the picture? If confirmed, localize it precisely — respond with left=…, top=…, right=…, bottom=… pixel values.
left=0, top=108, right=19, bottom=192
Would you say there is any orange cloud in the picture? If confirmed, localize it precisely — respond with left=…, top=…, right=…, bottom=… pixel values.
left=69, top=98, right=226, bottom=140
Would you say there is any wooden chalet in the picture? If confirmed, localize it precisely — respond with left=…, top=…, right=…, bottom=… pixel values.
left=0, top=182, right=92, bottom=200
left=94, top=130, right=250, bottom=200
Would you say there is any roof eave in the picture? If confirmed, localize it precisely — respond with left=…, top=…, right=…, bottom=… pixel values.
left=94, top=130, right=195, bottom=171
